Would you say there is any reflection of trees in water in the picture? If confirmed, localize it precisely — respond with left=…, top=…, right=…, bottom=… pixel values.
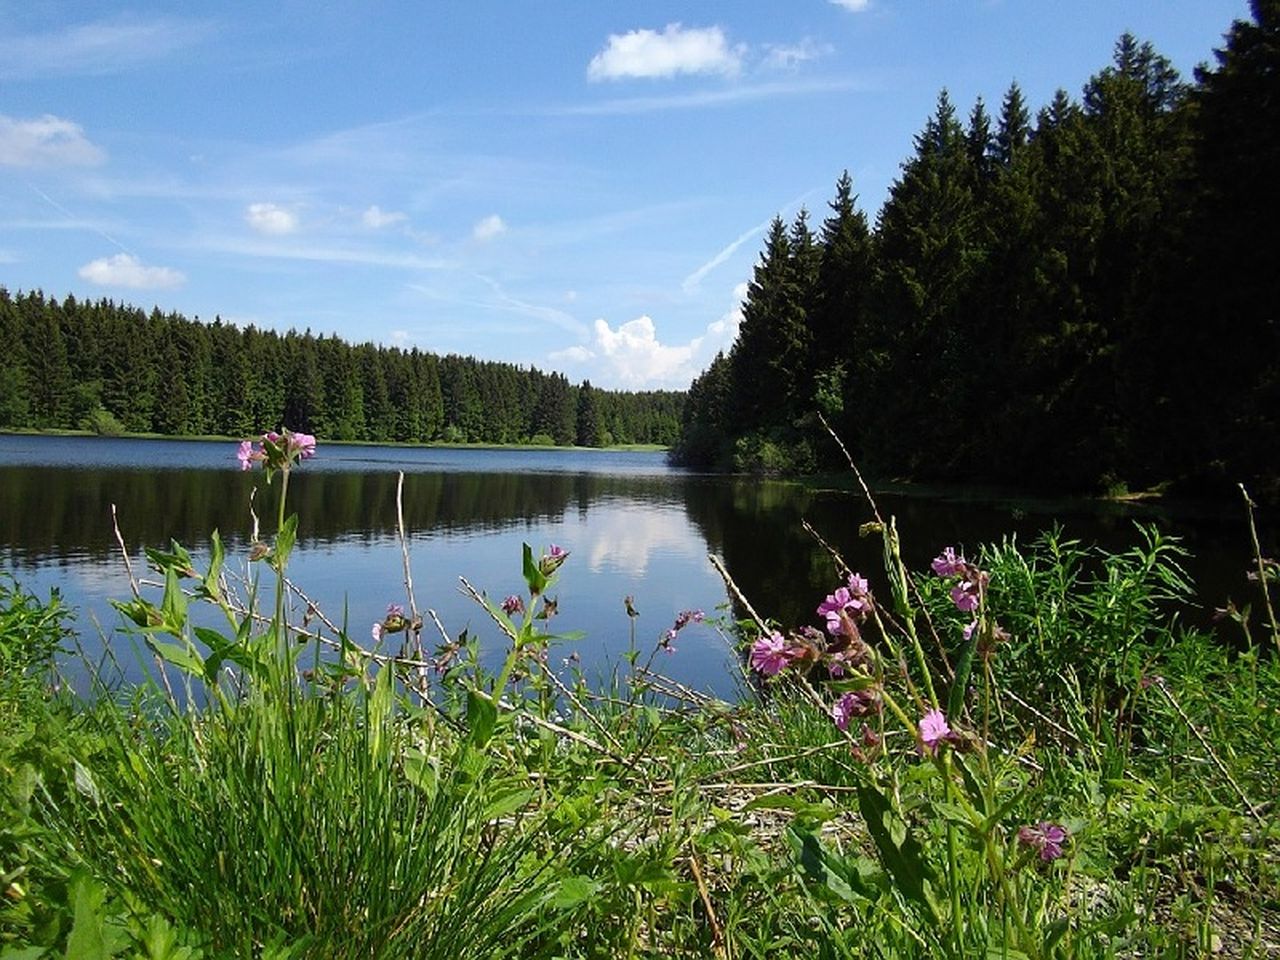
left=684, top=479, right=1254, bottom=637
left=0, top=467, right=686, bottom=565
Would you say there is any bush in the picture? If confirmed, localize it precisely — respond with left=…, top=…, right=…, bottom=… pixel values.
left=78, top=407, right=125, bottom=437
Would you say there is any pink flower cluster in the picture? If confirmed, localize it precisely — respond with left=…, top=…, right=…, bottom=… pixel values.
left=237, top=428, right=317, bottom=472
left=931, top=546, right=988, bottom=614
left=1017, top=821, right=1068, bottom=862
left=816, top=572, right=873, bottom=637
left=661, top=608, right=706, bottom=652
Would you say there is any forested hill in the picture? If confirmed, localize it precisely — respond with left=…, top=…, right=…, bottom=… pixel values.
left=677, top=6, right=1280, bottom=498
left=0, top=288, right=682, bottom=447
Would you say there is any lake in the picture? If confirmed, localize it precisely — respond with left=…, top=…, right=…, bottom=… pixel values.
left=0, top=434, right=1267, bottom=699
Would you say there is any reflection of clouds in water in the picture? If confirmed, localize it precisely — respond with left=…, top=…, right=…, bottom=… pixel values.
left=582, top=502, right=701, bottom=577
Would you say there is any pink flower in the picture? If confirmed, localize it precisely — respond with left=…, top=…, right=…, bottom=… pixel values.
left=832, top=688, right=882, bottom=731
left=371, top=622, right=383, bottom=642
left=750, top=631, right=792, bottom=676
left=918, top=708, right=952, bottom=755
left=951, top=582, right=980, bottom=612
left=237, top=440, right=255, bottom=471
left=931, top=547, right=966, bottom=577
left=817, top=573, right=872, bottom=636
left=1018, top=822, right=1068, bottom=862
left=288, top=431, right=317, bottom=459
left=501, top=595, right=524, bottom=617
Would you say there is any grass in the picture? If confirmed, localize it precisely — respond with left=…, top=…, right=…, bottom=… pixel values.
left=1, top=445, right=1277, bottom=958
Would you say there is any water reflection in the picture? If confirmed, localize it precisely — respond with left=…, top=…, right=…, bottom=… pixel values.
left=0, top=437, right=1268, bottom=697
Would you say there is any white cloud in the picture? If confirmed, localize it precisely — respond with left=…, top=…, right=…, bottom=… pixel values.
left=362, top=204, right=407, bottom=228
left=552, top=345, right=594, bottom=363
left=471, top=213, right=507, bottom=242
left=550, top=284, right=746, bottom=389
left=831, top=0, right=871, bottom=10
left=588, top=24, right=743, bottom=81
left=245, top=202, right=298, bottom=235
left=78, top=253, right=185, bottom=290
left=763, top=39, right=833, bottom=71
left=0, top=114, right=105, bottom=167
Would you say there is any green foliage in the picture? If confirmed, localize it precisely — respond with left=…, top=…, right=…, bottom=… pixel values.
left=677, top=9, right=1279, bottom=496
left=0, top=290, right=681, bottom=449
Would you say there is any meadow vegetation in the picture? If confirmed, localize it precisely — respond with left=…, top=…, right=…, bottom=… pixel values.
left=1, top=432, right=1277, bottom=958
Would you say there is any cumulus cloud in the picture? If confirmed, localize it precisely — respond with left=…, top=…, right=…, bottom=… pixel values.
left=362, top=204, right=407, bottom=228
left=830, top=0, right=871, bottom=11
left=588, top=24, right=743, bottom=81
left=78, top=253, right=185, bottom=289
left=245, top=202, right=298, bottom=235
left=471, top=213, right=507, bottom=242
left=0, top=114, right=105, bottom=167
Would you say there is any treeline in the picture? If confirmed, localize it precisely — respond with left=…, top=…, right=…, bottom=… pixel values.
left=0, top=289, right=682, bottom=447
left=677, top=6, right=1280, bottom=496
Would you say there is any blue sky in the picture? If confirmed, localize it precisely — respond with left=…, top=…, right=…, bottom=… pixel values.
left=0, top=1, right=1248, bottom=389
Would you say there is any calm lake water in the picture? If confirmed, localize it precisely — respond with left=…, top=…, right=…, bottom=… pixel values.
left=0, top=435, right=1268, bottom=698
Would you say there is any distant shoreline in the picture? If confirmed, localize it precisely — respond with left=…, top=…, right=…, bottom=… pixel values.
left=0, top=428, right=667, bottom=454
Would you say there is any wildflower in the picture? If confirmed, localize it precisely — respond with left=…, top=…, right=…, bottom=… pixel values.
left=624, top=595, right=639, bottom=618
left=1017, top=821, right=1068, bottom=862
left=288, top=431, right=317, bottom=459
left=951, top=582, right=980, bottom=612
left=372, top=602, right=408, bottom=642
left=237, top=440, right=255, bottom=471
left=501, top=595, right=524, bottom=617
left=831, top=687, right=882, bottom=732
left=963, top=619, right=978, bottom=642
left=749, top=631, right=792, bottom=676
left=673, top=609, right=705, bottom=630
left=918, top=708, right=952, bottom=755
left=539, top=544, right=570, bottom=576
left=817, top=573, right=873, bottom=636
left=931, top=547, right=966, bottom=577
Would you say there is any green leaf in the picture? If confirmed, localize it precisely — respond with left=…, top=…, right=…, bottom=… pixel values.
left=272, top=514, right=299, bottom=573
left=403, top=749, right=439, bottom=798
left=947, top=624, right=979, bottom=721
left=467, top=689, right=497, bottom=747
left=481, top=785, right=535, bottom=821
left=856, top=781, right=934, bottom=916
left=550, top=876, right=601, bottom=909
left=64, top=873, right=110, bottom=960
left=201, top=529, right=225, bottom=601
left=159, top=567, right=187, bottom=637
left=146, top=639, right=205, bottom=679
left=1, top=946, right=48, bottom=960
left=522, top=543, right=548, bottom=597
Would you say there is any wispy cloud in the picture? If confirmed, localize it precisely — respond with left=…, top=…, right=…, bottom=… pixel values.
left=763, top=39, right=834, bottom=71
left=0, top=115, right=105, bottom=168
left=471, top=214, right=507, bottom=242
left=362, top=205, right=408, bottom=229
left=0, top=15, right=216, bottom=80
left=588, top=23, right=743, bottom=81
left=559, top=78, right=864, bottom=116
left=199, top=236, right=455, bottom=272
left=682, top=216, right=772, bottom=293
left=78, top=253, right=185, bottom=290
left=473, top=275, right=587, bottom=337
left=830, top=0, right=872, bottom=12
